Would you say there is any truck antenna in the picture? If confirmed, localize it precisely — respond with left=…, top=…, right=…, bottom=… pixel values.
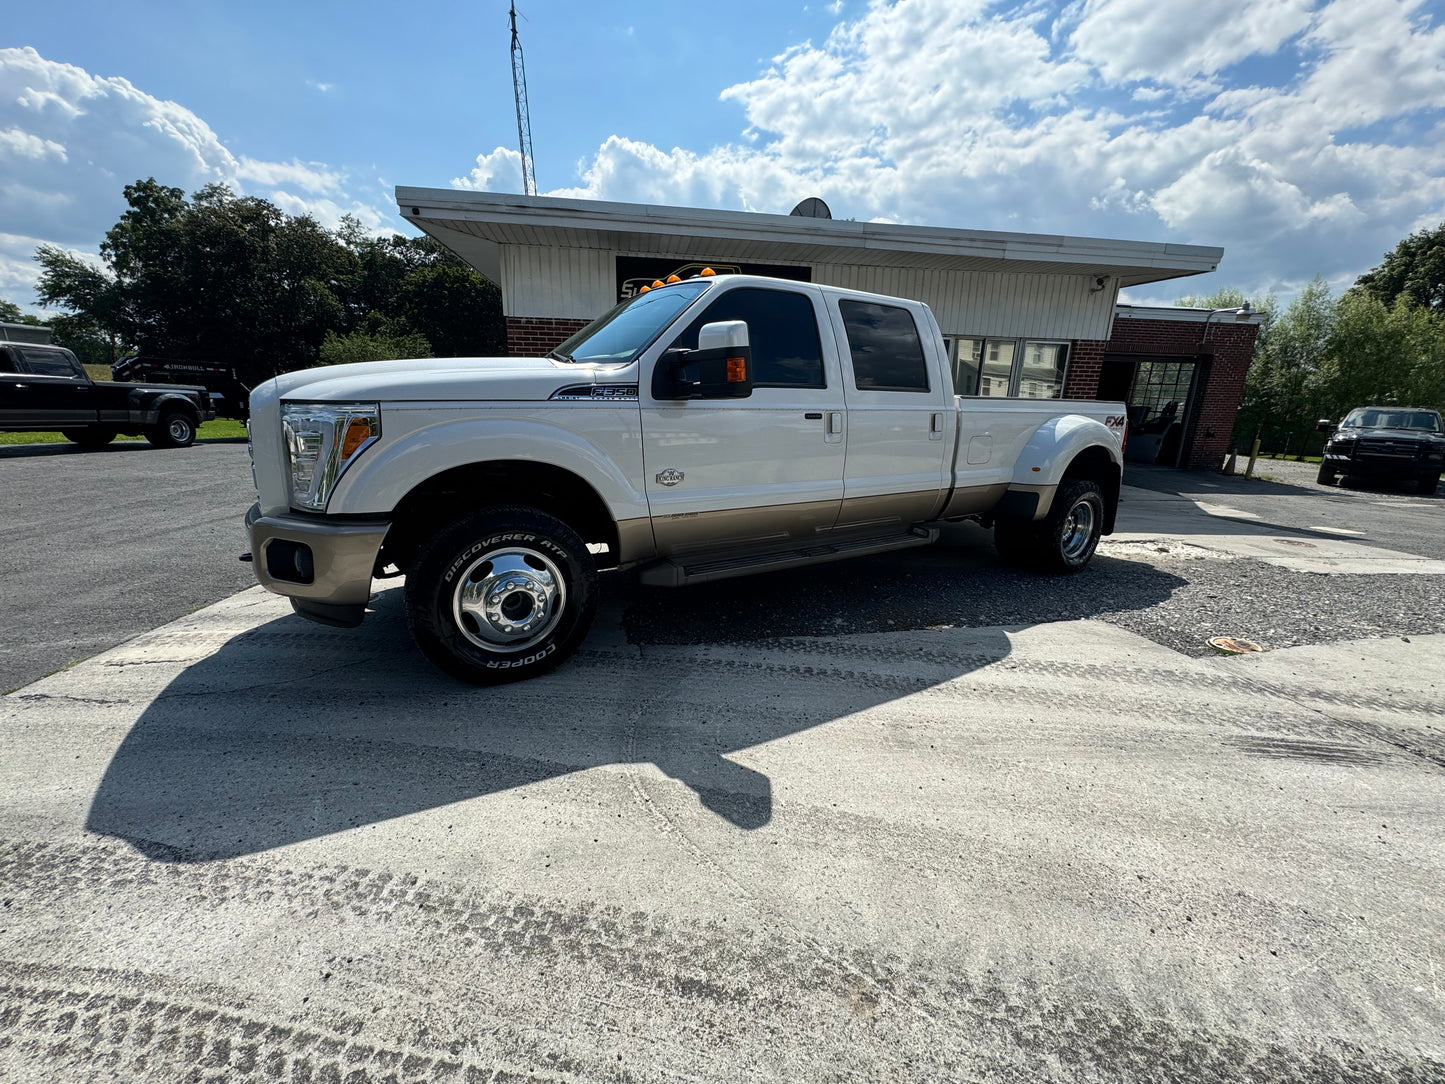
left=509, top=2, right=537, bottom=197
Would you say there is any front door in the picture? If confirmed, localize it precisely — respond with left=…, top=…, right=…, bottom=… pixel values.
left=11, top=346, right=98, bottom=429
left=640, top=284, right=846, bottom=556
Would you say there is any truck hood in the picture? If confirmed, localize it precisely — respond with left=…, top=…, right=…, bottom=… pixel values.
left=258, top=356, right=617, bottom=404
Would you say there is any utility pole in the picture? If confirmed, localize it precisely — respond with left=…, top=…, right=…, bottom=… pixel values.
left=509, top=3, right=537, bottom=197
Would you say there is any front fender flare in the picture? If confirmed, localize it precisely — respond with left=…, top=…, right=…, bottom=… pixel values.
left=327, top=413, right=649, bottom=529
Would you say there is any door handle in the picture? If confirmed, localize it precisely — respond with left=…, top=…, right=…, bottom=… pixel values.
left=929, top=412, right=945, bottom=440
left=827, top=412, right=844, bottom=435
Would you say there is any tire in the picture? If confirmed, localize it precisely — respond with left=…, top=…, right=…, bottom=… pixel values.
left=405, top=506, right=598, bottom=685
left=1316, top=463, right=1337, bottom=485
left=996, top=480, right=1105, bottom=574
left=145, top=410, right=196, bottom=448
left=1420, top=473, right=1440, bottom=496
left=62, top=426, right=117, bottom=449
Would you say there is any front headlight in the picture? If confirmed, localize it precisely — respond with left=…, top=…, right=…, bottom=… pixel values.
left=280, top=401, right=380, bottom=511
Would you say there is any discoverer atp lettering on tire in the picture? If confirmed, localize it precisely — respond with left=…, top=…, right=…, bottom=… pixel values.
left=242, top=273, right=1128, bottom=684
left=405, top=509, right=598, bottom=685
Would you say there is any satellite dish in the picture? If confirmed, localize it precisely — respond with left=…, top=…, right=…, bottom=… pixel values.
left=789, top=197, right=832, bottom=219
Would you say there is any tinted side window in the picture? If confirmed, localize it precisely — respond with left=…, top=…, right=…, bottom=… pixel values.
left=0, top=347, right=21, bottom=374
left=669, top=287, right=824, bottom=388
left=839, top=301, right=929, bottom=392
left=20, top=347, right=83, bottom=379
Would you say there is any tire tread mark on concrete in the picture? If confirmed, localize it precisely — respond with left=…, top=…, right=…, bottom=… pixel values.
left=1, top=840, right=1440, bottom=1083
left=0, top=968, right=593, bottom=1084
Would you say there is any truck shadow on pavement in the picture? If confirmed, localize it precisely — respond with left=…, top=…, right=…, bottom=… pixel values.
left=85, top=541, right=1188, bottom=861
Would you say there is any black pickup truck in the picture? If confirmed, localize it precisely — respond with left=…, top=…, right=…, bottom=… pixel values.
left=1317, top=407, right=1445, bottom=494
left=0, top=342, right=215, bottom=449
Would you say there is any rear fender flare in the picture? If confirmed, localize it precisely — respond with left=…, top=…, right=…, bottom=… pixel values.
left=1003, top=415, right=1123, bottom=523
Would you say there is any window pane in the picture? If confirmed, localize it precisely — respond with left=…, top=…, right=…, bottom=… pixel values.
left=839, top=300, right=929, bottom=392
left=670, top=287, right=824, bottom=387
left=1019, top=342, right=1067, bottom=399
left=952, top=337, right=983, bottom=395
left=978, top=339, right=1014, bottom=397
left=20, top=346, right=82, bottom=378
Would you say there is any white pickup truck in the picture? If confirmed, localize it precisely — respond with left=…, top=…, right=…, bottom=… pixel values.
left=244, top=274, right=1126, bottom=683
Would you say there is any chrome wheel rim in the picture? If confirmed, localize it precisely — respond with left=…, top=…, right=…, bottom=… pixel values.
left=1061, top=499, right=1097, bottom=561
left=452, top=546, right=566, bottom=652
left=168, top=416, right=192, bottom=441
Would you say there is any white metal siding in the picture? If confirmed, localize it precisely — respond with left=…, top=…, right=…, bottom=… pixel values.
left=502, top=246, right=615, bottom=319
left=812, top=265, right=1117, bottom=340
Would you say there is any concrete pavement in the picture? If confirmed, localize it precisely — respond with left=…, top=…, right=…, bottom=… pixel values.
left=1, top=581, right=1442, bottom=1081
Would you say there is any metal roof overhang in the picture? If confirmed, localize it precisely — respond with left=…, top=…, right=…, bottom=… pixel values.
left=396, top=187, right=1223, bottom=289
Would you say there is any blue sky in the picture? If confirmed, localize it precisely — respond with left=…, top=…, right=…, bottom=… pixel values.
left=4, top=0, right=1444, bottom=313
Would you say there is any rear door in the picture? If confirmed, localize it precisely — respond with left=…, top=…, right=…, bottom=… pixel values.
left=829, top=297, right=952, bottom=528
left=640, top=284, right=846, bottom=556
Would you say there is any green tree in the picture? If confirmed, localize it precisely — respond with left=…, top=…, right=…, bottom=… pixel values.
left=0, top=299, right=45, bottom=325
left=396, top=263, right=506, bottom=357
left=1355, top=222, right=1445, bottom=312
left=1226, top=278, right=1333, bottom=456
left=37, top=179, right=356, bottom=385
left=320, top=328, right=434, bottom=367
left=1319, top=293, right=1445, bottom=415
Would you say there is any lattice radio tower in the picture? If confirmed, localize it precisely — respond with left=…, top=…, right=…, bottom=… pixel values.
left=509, top=3, right=537, bottom=197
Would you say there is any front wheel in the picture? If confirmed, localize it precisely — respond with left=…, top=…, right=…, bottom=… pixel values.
left=1317, top=463, right=1337, bottom=485
left=405, top=506, right=599, bottom=685
left=1420, top=473, right=1440, bottom=496
left=145, top=410, right=196, bottom=448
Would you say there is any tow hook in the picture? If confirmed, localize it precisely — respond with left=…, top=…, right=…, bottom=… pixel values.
left=238, top=552, right=253, bottom=563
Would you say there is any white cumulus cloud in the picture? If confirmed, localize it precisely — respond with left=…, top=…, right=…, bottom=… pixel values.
left=0, top=46, right=398, bottom=310
left=453, top=0, right=1445, bottom=299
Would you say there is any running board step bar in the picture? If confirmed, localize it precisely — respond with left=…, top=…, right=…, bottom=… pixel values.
left=638, top=526, right=940, bottom=587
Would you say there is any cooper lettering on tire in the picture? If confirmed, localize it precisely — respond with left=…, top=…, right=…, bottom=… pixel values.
left=405, top=506, right=598, bottom=685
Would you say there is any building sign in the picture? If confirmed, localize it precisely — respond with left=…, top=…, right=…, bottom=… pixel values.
left=616, top=256, right=810, bottom=300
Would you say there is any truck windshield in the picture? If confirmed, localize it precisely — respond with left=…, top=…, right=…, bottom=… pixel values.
left=550, top=280, right=711, bottom=363
left=1342, top=409, right=1442, bottom=432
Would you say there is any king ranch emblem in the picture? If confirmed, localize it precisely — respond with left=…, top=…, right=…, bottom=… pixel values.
left=656, top=469, right=685, bottom=487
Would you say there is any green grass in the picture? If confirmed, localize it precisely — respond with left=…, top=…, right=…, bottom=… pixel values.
left=1260, top=453, right=1323, bottom=464
left=0, top=418, right=247, bottom=445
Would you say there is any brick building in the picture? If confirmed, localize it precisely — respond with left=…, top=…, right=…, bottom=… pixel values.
left=395, top=188, right=1261, bottom=470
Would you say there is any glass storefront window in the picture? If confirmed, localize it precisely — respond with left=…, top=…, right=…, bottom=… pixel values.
left=1018, top=342, right=1067, bottom=399
left=979, top=340, right=1015, bottom=397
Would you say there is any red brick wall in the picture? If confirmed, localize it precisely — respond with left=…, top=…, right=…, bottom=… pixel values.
left=1063, top=339, right=1108, bottom=399
left=1085, top=317, right=1259, bottom=471
left=506, top=317, right=590, bottom=357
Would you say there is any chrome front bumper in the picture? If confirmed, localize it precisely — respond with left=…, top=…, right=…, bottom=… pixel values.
left=244, top=502, right=389, bottom=627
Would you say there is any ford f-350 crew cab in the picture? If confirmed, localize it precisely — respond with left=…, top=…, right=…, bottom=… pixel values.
left=244, top=274, right=1126, bottom=684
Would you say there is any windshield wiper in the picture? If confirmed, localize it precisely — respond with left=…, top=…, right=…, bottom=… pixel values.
left=547, top=350, right=575, bottom=363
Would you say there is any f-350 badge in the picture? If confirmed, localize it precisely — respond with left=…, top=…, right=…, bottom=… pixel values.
left=656, top=468, right=685, bottom=487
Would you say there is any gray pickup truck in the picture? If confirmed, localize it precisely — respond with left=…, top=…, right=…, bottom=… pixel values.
left=0, top=342, right=215, bottom=448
